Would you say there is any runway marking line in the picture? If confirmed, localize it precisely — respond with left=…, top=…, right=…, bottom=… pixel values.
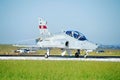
left=0, top=56, right=120, bottom=62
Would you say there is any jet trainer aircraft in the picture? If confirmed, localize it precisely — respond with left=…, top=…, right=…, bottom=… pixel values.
left=14, top=18, right=98, bottom=58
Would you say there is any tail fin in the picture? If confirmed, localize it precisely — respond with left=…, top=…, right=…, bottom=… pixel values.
left=38, top=18, right=49, bottom=34
left=38, top=18, right=51, bottom=39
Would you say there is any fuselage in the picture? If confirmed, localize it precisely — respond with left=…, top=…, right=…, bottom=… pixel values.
left=37, top=30, right=98, bottom=50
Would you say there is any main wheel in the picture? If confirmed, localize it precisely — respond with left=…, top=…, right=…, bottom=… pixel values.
left=45, top=53, right=48, bottom=58
left=75, top=52, right=79, bottom=58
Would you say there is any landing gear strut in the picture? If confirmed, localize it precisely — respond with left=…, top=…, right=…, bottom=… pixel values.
left=45, top=48, right=50, bottom=58
left=75, top=49, right=80, bottom=58
left=84, top=50, right=89, bottom=58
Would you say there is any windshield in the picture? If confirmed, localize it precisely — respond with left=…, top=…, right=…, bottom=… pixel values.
left=65, top=31, right=87, bottom=41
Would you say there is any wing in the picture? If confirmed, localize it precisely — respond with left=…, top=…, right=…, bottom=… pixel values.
left=13, top=44, right=40, bottom=48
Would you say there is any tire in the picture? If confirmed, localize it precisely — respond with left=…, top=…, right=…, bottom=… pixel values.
left=75, top=52, right=79, bottom=58
left=45, top=53, right=48, bottom=58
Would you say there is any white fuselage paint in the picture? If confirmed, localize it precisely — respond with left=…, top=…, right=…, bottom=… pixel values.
left=37, top=33, right=98, bottom=50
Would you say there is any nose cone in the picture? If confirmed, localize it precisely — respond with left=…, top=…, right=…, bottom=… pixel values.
left=86, top=41, right=99, bottom=50
left=94, top=43, right=99, bottom=49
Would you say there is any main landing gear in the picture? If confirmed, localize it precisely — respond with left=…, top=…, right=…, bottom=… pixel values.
left=75, top=49, right=80, bottom=58
left=45, top=49, right=81, bottom=58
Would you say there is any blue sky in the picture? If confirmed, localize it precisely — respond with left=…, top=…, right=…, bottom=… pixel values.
left=0, top=0, right=120, bottom=45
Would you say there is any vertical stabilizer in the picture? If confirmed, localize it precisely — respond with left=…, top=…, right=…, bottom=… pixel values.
left=38, top=18, right=49, bottom=35
left=38, top=18, right=51, bottom=40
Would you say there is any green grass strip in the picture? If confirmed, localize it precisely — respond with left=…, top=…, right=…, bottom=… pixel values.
left=0, top=60, right=120, bottom=80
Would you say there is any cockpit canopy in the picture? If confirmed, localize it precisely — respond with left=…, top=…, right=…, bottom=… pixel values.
left=65, top=30, right=87, bottom=41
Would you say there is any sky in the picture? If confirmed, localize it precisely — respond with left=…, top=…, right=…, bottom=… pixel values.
left=0, top=0, right=120, bottom=45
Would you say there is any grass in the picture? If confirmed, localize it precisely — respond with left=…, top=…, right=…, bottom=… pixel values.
left=0, top=60, right=120, bottom=80
left=88, top=49, right=120, bottom=56
left=0, top=44, right=18, bottom=55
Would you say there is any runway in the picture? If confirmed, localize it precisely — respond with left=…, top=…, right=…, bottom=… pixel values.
left=0, top=55, right=120, bottom=62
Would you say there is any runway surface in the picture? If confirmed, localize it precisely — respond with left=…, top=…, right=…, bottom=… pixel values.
left=0, top=55, right=120, bottom=62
